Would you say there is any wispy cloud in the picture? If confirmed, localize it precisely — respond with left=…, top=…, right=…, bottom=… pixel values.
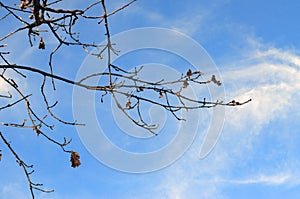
left=220, top=173, right=291, bottom=185
left=119, top=2, right=219, bottom=36
left=152, top=44, right=300, bottom=198
left=223, top=49, right=300, bottom=132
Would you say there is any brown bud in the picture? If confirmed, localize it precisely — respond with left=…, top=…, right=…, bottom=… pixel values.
left=211, top=75, right=216, bottom=82
left=70, top=151, right=81, bottom=168
left=211, top=75, right=222, bottom=86
left=21, top=0, right=27, bottom=9
left=186, top=69, right=192, bottom=77
left=231, top=100, right=239, bottom=105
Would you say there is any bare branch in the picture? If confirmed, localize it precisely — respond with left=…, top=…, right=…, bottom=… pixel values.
left=0, top=1, right=251, bottom=198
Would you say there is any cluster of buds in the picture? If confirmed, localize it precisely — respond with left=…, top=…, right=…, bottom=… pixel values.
left=230, top=100, right=241, bottom=105
left=211, top=75, right=221, bottom=86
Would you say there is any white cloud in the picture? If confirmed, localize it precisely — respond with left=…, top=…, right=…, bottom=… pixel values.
left=220, top=173, right=291, bottom=185
left=252, top=47, right=300, bottom=68
left=0, top=78, right=9, bottom=95
left=222, top=46, right=300, bottom=132
left=152, top=45, right=300, bottom=198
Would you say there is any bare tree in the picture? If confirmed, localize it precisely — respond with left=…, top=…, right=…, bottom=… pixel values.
left=0, top=0, right=251, bottom=198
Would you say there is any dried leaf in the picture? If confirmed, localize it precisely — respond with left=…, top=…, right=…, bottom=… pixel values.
left=126, top=99, right=131, bottom=108
left=159, top=91, right=163, bottom=98
left=38, top=37, right=45, bottom=49
left=0, top=152, right=2, bottom=161
left=36, top=129, right=41, bottom=136
left=70, top=151, right=81, bottom=168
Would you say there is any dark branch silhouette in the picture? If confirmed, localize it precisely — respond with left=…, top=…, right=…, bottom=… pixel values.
left=0, top=0, right=251, bottom=198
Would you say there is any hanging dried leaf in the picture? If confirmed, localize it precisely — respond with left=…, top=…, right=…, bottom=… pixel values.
left=126, top=99, right=131, bottom=108
left=38, top=37, right=45, bottom=49
left=70, top=151, right=81, bottom=168
left=36, top=129, right=41, bottom=136
left=159, top=91, right=163, bottom=98
left=0, top=151, right=2, bottom=161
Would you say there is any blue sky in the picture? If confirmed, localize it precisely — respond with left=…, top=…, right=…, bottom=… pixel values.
left=1, top=0, right=300, bottom=198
